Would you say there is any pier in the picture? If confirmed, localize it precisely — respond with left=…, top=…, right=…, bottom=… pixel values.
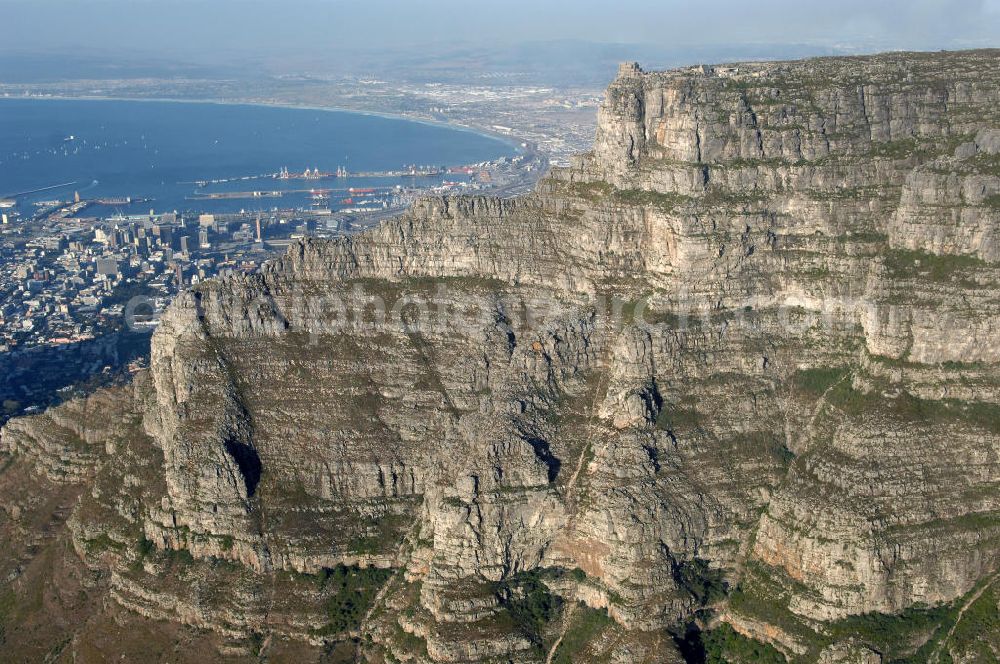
left=1, top=181, right=78, bottom=199
left=183, top=167, right=446, bottom=189
left=187, top=185, right=397, bottom=200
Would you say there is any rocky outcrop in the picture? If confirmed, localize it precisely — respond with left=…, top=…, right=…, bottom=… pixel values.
left=2, top=49, right=1000, bottom=662
left=0, top=389, right=128, bottom=483
left=888, top=128, right=1000, bottom=262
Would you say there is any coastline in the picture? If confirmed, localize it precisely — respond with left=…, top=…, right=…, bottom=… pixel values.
left=0, top=93, right=526, bottom=156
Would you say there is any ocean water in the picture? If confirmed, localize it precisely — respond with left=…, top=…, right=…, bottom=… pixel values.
left=0, top=97, right=516, bottom=215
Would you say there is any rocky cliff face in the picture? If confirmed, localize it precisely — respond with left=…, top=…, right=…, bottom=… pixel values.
left=2, top=50, right=1000, bottom=663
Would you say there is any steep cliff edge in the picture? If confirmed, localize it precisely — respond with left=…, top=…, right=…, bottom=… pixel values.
left=2, top=50, right=1000, bottom=663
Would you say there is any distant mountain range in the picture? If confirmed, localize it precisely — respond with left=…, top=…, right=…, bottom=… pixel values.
left=1, top=40, right=853, bottom=87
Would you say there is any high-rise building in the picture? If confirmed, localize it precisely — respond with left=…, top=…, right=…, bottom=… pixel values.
left=153, top=226, right=172, bottom=246
left=199, top=229, right=210, bottom=249
left=180, top=236, right=190, bottom=255
left=96, top=258, right=119, bottom=277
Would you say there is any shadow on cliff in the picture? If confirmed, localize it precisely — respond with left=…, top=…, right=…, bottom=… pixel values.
left=0, top=330, right=150, bottom=425
left=524, top=436, right=561, bottom=482
left=224, top=439, right=262, bottom=498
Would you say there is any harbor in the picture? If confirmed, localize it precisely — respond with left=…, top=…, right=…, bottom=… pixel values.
left=0, top=96, right=528, bottom=217
left=0, top=96, right=546, bottom=410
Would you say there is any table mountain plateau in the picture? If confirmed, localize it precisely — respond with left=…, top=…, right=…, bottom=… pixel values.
left=2, top=49, right=1000, bottom=663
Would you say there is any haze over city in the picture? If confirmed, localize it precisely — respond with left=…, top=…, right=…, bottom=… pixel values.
left=3, top=0, right=1000, bottom=78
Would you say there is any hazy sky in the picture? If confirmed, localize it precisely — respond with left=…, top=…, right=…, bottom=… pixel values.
left=2, top=0, right=999, bottom=64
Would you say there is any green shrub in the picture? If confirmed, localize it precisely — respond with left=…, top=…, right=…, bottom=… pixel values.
left=84, top=533, right=125, bottom=555
left=701, top=623, right=787, bottom=663
left=790, top=367, right=849, bottom=397
left=551, top=603, right=614, bottom=664
left=869, top=138, right=921, bottom=159
left=568, top=181, right=613, bottom=201
left=614, top=188, right=691, bottom=211
left=674, top=558, right=729, bottom=606
left=316, top=564, right=393, bottom=636
left=945, top=584, right=999, bottom=660
left=829, top=385, right=1000, bottom=434
left=970, top=153, right=1000, bottom=176
left=136, top=536, right=155, bottom=558
left=883, top=248, right=986, bottom=284
left=827, top=603, right=956, bottom=661
left=0, top=586, right=15, bottom=642
left=825, top=379, right=871, bottom=415
left=656, top=406, right=702, bottom=432
left=166, top=548, right=195, bottom=565
left=495, top=570, right=562, bottom=647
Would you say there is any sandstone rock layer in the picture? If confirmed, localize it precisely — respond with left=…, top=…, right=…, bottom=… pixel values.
left=2, top=49, right=1000, bottom=663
